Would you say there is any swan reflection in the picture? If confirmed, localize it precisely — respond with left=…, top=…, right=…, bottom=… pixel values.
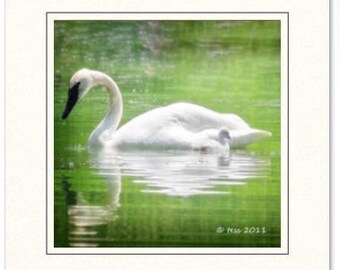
left=65, top=149, right=270, bottom=247
left=90, top=149, right=270, bottom=197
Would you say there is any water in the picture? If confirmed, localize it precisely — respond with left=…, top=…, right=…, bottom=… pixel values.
left=54, top=20, right=281, bottom=248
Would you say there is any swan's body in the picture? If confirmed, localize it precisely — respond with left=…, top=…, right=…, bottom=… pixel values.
left=62, top=69, right=271, bottom=151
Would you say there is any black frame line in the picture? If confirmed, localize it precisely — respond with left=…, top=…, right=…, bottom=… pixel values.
left=46, top=11, right=289, bottom=255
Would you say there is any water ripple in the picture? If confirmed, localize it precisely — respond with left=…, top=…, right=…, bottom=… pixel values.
left=89, top=149, right=270, bottom=197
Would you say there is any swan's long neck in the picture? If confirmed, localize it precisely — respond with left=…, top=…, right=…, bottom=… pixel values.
left=88, top=71, right=123, bottom=146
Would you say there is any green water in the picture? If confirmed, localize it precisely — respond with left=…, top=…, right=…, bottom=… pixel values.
left=54, top=20, right=281, bottom=248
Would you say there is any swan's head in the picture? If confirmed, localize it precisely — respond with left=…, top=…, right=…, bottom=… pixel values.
left=62, top=69, right=95, bottom=119
left=218, top=129, right=231, bottom=146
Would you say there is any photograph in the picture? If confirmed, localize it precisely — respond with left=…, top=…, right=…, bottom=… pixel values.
left=51, top=18, right=284, bottom=251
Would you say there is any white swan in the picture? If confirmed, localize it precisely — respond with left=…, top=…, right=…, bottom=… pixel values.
left=61, top=68, right=271, bottom=151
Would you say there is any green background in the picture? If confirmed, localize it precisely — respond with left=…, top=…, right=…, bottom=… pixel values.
left=54, top=20, right=281, bottom=247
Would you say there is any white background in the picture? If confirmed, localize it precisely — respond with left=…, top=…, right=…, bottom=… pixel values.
left=331, top=0, right=339, bottom=269
left=1, top=0, right=5, bottom=269
left=1, top=0, right=336, bottom=269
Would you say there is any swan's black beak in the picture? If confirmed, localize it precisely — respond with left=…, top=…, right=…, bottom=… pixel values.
left=62, top=82, right=80, bottom=119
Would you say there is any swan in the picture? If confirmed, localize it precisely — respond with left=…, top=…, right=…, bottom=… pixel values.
left=61, top=68, right=271, bottom=151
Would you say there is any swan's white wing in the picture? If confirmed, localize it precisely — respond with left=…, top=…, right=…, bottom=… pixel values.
left=151, top=102, right=249, bottom=131
left=221, top=113, right=250, bottom=129
left=109, top=102, right=270, bottom=149
left=113, top=102, right=234, bottom=136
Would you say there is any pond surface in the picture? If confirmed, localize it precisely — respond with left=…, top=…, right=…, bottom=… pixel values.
left=53, top=20, right=281, bottom=248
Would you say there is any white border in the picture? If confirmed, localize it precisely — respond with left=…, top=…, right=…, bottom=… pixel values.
left=47, top=12, right=288, bottom=255
left=1, top=0, right=5, bottom=268
left=331, top=0, right=339, bottom=269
